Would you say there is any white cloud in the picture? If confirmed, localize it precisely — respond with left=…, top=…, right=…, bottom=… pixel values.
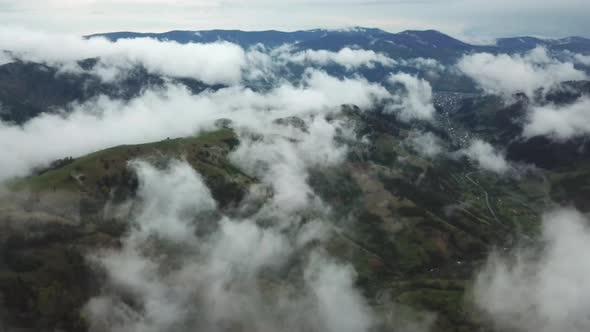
left=304, top=253, right=374, bottom=332
left=241, top=45, right=399, bottom=83
left=243, top=44, right=277, bottom=82
left=300, top=69, right=391, bottom=108
left=0, top=68, right=392, bottom=183
left=85, top=155, right=377, bottom=332
left=524, top=97, right=590, bottom=141
left=574, top=53, right=590, bottom=66
left=401, top=57, right=445, bottom=72
left=387, top=73, right=436, bottom=121
left=457, top=47, right=587, bottom=98
left=284, top=47, right=396, bottom=70
left=408, top=131, right=444, bottom=158
left=0, top=36, right=401, bottom=327
left=562, top=50, right=590, bottom=66
left=231, top=116, right=348, bottom=212
left=474, top=208, right=590, bottom=332
left=0, top=27, right=246, bottom=85
left=0, top=27, right=443, bottom=87
left=129, top=160, right=217, bottom=241
left=461, top=139, right=510, bottom=173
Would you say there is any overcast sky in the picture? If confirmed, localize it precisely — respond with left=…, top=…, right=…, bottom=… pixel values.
left=0, top=0, right=589, bottom=41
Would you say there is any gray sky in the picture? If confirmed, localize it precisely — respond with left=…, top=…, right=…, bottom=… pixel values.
left=0, top=0, right=589, bottom=41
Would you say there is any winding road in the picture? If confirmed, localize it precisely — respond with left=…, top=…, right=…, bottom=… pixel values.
left=465, top=171, right=502, bottom=224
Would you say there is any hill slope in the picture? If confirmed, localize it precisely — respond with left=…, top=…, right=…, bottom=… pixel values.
left=2, top=108, right=561, bottom=331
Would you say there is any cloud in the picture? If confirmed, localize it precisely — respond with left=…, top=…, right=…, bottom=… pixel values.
left=128, top=159, right=218, bottom=241
left=0, top=34, right=426, bottom=327
left=0, top=27, right=438, bottom=87
left=400, top=57, right=445, bottom=77
left=231, top=117, right=348, bottom=212
left=242, top=44, right=278, bottom=82
left=562, top=50, right=590, bottom=66
left=0, top=67, right=394, bottom=183
left=387, top=73, right=436, bottom=121
left=458, top=48, right=590, bottom=143
left=460, top=139, right=510, bottom=173
left=0, top=36, right=429, bottom=330
left=84, top=156, right=377, bottom=331
left=523, top=97, right=590, bottom=141
left=407, top=131, right=444, bottom=158
left=304, top=253, right=374, bottom=332
left=474, top=208, right=590, bottom=332
left=0, top=27, right=246, bottom=85
left=457, top=47, right=587, bottom=98
left=284, top=47, right=396, bottom=69
left=243, top=45, right=399, bottom=83
left=574, top=53, right=590, bottom=66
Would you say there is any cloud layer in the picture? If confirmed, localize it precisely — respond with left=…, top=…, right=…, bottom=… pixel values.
left=457, top=47, right=586, bottom=98
left=84, top=127, right=375, bottom=331
left=284, top=47, right=396, bottom=69
left=524, top=97, right=590, bottom=141
left=474, top=208, right=590, bottom=332
left=387, top=73, right=436, bottom=121
left=0, top=28, right=247, bottom=85
left=407, top=131, right=444, bottom=158
left=0, top=67, right=396, bottom=182
left=0, top=29, right=444, bottom=331
left=460, top=139, right=510, bottom=173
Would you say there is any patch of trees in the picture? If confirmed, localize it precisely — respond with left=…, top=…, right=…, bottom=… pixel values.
left=33, top=157, right=75, bottom=175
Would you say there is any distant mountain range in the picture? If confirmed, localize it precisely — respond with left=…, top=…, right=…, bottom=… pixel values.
left=89, top=27, right=590, bottom=62
left=2, top=28, right=588, bottom=125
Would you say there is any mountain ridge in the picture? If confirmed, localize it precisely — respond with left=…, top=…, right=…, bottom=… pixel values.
left=87, top=27, right=590, bottom=52
left=85, top=28, right=590, bottom=67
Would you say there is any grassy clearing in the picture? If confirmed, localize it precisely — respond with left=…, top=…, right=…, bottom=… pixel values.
left=14, top=129, right=249, bottom=192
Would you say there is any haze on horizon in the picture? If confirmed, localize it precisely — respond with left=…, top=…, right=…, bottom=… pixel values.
left=0, top=0, right=589, bottom=42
